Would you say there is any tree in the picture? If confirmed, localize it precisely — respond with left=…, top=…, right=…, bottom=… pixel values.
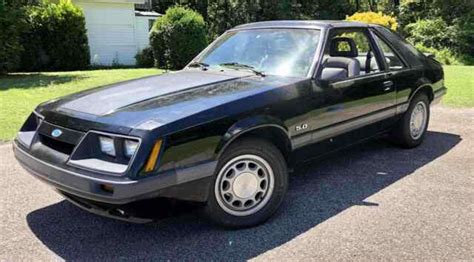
left=3, top=0, right=39, bottom=5
left=152, top=0, right=176, bottom=13
left=0, top=1, right=26, bottom=74
left=258, top=0, right=302, bottom=20
left=348, top=0, right=401, bottom=13
left=292, top=0, right=354, bottom=20
left=207, top=0, right=259, bottom=39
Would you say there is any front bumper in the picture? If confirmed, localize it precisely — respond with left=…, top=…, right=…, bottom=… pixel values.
left=13, top=141, right=216, bottom=206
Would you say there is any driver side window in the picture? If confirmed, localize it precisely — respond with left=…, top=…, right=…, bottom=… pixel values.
left=320, top=29, right=380, bottom=82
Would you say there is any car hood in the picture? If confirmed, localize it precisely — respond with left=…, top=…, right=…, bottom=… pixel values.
left=37, top=69, right=304, bottom=134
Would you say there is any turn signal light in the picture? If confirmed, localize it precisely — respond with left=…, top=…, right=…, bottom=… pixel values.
left=100, top=184, right=114, bottom=194
left=144, top=139, right=163, bottom=172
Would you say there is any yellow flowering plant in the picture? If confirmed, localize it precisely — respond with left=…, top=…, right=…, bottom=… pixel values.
left=346, top=11, right=398, bottom=31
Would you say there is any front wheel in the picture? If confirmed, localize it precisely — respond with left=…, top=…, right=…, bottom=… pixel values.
left=391, top=93, right=430, bottom=148
left=205, top=138, right=288, bottom=228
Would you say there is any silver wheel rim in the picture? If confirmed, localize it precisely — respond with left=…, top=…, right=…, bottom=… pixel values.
left=410, top=101, right=427, bottom=140
left=215, top=154, right=275, bottom=216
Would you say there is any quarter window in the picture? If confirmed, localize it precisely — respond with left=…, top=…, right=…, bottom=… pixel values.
left=373, top=33, right=406, bottom=70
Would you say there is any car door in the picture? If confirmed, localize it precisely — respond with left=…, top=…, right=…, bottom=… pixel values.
left=309, top=27, right=397, bottom=143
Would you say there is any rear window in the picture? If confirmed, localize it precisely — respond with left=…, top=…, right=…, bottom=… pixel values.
left=374, top=26, right=424, bottom=67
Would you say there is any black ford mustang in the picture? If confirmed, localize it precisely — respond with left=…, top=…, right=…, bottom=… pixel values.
left=14, top=21, right=446, bottom=227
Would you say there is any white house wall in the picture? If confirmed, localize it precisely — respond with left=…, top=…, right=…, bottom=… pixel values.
left=76, top=1, right=139, bottom=66
left=135, top=16, right=155, bottom=51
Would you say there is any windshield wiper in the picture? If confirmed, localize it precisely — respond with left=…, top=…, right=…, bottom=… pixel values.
left=219, top=62, right=266, bottom=77
left=188, top=61, right=209, bottom=69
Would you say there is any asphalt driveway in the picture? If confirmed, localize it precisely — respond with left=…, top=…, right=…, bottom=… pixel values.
left=0, top=106, right=473, bottom=261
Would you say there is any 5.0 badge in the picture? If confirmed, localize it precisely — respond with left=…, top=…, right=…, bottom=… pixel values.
left=295, top=123, right=308, bottom=131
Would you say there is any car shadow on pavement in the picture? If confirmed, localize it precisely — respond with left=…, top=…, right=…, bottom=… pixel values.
left=26, top=131, right=461, bottom=261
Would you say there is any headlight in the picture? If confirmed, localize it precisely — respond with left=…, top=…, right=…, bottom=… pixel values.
left=99, top=136, right=115, bottom=157
left=69, top=132, right=142, bottom=175
left=124, top=139, right=139, bottom=158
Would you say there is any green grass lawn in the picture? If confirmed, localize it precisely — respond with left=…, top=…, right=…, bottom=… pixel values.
left=0, top=66, right=472, bottom=141
left=442, top=66, right=473, bottom=108
left=0, top=69, right=163, bottom=141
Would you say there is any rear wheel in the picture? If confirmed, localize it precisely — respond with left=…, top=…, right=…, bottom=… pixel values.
left=205, top=138, right=288, bottom=228
left=391, top=93, right=430, bottom=148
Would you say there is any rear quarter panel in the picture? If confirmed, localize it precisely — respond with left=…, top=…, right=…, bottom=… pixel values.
left=374, top=25, right=444, bottom=111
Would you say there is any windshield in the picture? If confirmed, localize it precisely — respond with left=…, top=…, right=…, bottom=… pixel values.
left=196, top=29, right=321, bottom=77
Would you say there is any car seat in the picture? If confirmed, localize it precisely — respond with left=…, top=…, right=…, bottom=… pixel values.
left=321, top=37, right=361, bottom=81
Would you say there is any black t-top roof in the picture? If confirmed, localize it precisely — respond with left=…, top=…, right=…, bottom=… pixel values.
left=232, top=20, right=372, bottom=31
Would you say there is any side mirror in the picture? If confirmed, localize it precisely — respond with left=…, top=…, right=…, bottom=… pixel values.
left=312, top=68, right=330, bottom=87
left=314, top=78, right=331, bottom=87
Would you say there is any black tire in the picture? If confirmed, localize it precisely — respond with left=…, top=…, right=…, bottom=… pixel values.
left=391, top=93, right=430, bottom=148
left=205, top=138, right=288, bottom=228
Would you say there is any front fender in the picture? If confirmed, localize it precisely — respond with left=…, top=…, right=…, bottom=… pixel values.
left=215, top=115, right=290, bottom=158
left=156, top=115, right=290, bottom=176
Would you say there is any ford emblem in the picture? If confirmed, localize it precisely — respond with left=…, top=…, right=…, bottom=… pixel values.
left=51, top=129, right=62, bottom=138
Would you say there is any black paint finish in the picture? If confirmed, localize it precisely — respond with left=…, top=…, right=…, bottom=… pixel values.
left=14, top=21, right=446, bottom=213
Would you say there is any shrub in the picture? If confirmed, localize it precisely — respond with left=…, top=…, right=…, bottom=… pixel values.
left=135, top=47, right=155, bottom=68
left=20, top=5, right=47, bottom=71
left=346, top=11, right=398, bottom=31
left=398, top=0, right=473, bottom=28
left=404, top=18, right=456, bottom=51
left=0, top=2, right=25, bottom=74
left=20, top=0, right=90, bottom=71
left=399, top=4, right=473, bottom=65
left=415, top=44, right=461, bottom=65
left=453, top=10, right=474, bottom=65
left=150, top=6, right=207, bottom=70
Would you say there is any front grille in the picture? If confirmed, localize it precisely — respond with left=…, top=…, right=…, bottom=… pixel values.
left=36, top=121, right=85, bottom=155
left=38, top=134, right=76, bottom=155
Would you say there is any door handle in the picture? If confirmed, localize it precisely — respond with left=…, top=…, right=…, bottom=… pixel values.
left=383, top=81, right=394, bottom=91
